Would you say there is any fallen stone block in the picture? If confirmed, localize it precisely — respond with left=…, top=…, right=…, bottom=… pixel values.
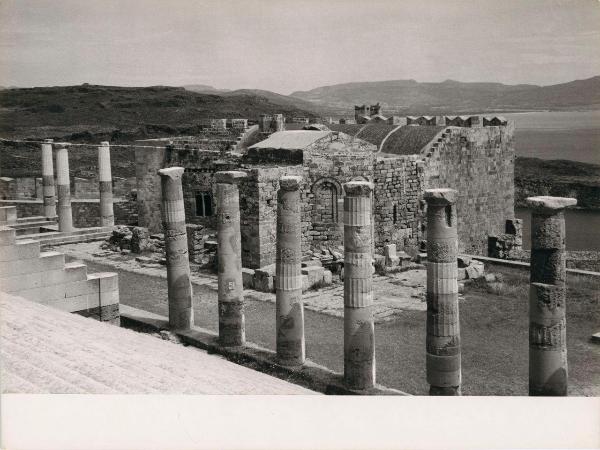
left=131, top=227, right=149, bottom=253
left=465, top=261, right=484, bottom=279
left=323, top=269, right=333, bottom=285
left=457, top=255, right=471, bottom=268
left=484, top=273, right=496, bottom=283
left=204, top=240, right=217, bottom=252
left=331, top=250, right=343, bottom=260
left=301, top=259, right=322, bottom=268
left=384, top=244, right=400, bottom=267
left=301, top=265, right=324, bottom=288
left=242, top=268, right=255, bottom=289
left=301, top=274, right=309, bottom=292
left=457, top=267, right=467, bottom=281
left=417, top=252, right=427, bottom=264
left=135, top=256, right=156, bottom=264
left=254, top=267, right=274, bottom=292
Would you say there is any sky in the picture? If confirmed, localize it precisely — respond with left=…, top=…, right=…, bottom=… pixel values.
left=1, top=0, right=600, bottom=94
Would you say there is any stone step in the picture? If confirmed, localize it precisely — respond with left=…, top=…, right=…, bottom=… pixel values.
left=38, top=231, right=112, bottom=247
left=17, top=226, right=112, bottom=241
left=0, top=251, right=65, bottom=278
left=15, top=216, right=55, bottom=225
left=14, top=224, right=59, bottom=236
left=0, top=239, right=41, bottom=262
left=0, top=226, right=16, bottom=246
left=11, top=220, right=58, bottom=230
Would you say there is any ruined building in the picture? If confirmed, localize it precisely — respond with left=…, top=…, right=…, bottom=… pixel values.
left=134, top=114, right=515, bottom=270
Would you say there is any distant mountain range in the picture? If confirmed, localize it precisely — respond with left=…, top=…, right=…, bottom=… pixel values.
left=290, top=76, right=600, bottom=114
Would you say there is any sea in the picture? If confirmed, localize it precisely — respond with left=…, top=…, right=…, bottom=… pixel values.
left=504, top=110, right=600, bottom=250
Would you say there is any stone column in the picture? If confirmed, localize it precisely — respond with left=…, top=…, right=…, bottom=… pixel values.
left=41, top=139, right=57, bottom=218
left=216, top=171, right=247, bottom=346
left=159, top=167, right=194, bottom=331
left=275, top=175, right=305, bottom=366
left=98, top=141, right=114, bottom=227
left=424, top=188, right=460, bottom=396
left=526, top=196, right=576, bottom=396
left=343, top=181, right=375, bottom=390
left=55, top=144, right=74, bottom=232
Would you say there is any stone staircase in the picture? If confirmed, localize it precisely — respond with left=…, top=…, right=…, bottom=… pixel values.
left=9, top=215, right=58, bottom=236
left=0, top=225, right=119, bottom=323
left=16, top=226, right=113, bottom=247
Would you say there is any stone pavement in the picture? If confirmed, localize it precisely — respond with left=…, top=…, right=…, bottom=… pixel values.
left=0, top=292, right=316, bottom=394
left=54, top=241, right=429, bottom=323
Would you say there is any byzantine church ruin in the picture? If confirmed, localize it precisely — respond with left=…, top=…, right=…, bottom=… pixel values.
left=134, top=110, right=515, bottom=270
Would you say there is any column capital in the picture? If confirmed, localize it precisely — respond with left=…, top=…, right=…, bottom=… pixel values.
left=344, top=180, right=373, bottom=196
left=279, top=175, right=302, bottom=191
left=100, top=141, right=110, bottom=147
left=43, top=138, right=54, bottom=143
left=424, top=188, right=457, bottom=206
left=158, top=167, right=184, bottom=180
left=526, top=196, right=577, bottom=213
left=215, top=170, right=247, bottom=184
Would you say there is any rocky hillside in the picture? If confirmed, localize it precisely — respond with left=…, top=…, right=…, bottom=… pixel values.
left=0, top=84, right=319, bottom=142
left=291, top=76, right=600, bottom=114
left=515, top=157, right=600, bottom=210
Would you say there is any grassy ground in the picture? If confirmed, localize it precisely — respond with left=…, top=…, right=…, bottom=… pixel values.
left=82, top=256, right=600, bottom=396
left=459, top=266, right=600, bottom=395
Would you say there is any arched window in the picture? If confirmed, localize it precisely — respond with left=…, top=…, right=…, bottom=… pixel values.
left=312, top=178, right=341, bottom=224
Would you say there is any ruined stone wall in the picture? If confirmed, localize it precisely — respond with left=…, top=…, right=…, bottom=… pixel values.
left=424, top=124, right=515, bottom=255
left=373, top=155, right=425, bottom=253
left=134, top=145, right=166, bottom=233
left=239, top=165, right=303, bottom=269
left=171, top=149, right=242, bottom=229
left=73, top=177, right=99, bottom=198
left=0, top=177, right=41, bottom=200
left=300, top=136, right=375, bottom=252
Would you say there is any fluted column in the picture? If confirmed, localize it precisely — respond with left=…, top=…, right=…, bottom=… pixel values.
left=159, top=167, right=193, bottom=331
left=425, top=188, right=460, bottom=396
left=343, top=181, right=375, bottom=390
left=216, top=171, right=247, bottom=346
left=41, top=139, right=56, bottom=218
left=275, top=175, right=305, bottom=366
left=98, top=141, right=114, bottom=227
left=527, top=196, right=576, bottom=396
left=55, top=144, right=73, bottom=232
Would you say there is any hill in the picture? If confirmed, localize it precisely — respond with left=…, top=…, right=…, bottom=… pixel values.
left=0, top=84, right=319, bottom=142
left=515, top=157, right=600, bottom=210
left=183, top=84, right=231, bottom=94
left=290, top=76, right=600, bottom=114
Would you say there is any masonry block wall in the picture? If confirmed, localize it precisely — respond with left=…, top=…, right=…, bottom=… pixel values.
left=239, top=165, right=303, bottom=269
left=300, top=135, right=375, bottom=251
left=134, top=145, right=166, bottom=233
left=0, top=225, right=120, bottom=323
left=424, top=124, right=515, bottom=254
left=373, top=155, right=425, bottom=253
